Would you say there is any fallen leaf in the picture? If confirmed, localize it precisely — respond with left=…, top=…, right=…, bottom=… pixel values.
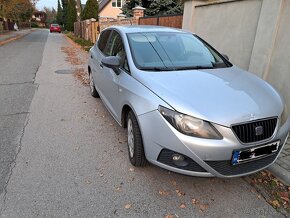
left=115, top=187, right=122, bottom=192
left=124, top=204, right=132, bottom=209
left=179, top=203, right=186, bottom=209
left=281, top=196, right=289, bottom=203
left=199, top=204, right=209, bottom=212
left=159, top=190, right=169, bottom=196
left=257, top=195, right=262, bottom=199
left=279, top=192, right=289, bottom=198
left=117, top=149, right=123, bottom=153
left=271, top=200, right=280, bottom=208
left=74, top=145, right=80, bottom=151
left=192, top=199, right=199, bottom=205
left=129, top=168, right=135, bottom=172
left=164, top=215, right=174, bottom=218
left=99, top=173, right=104, bottom=177
left=171, top=180, right=177, bottom=186
left=261, top=171, right=267, bottom=176
left=175, top=189, right=185, bottom=197
left=85, top=179, right=91, bottom=184
left=251, top=189, right=256, bottom=193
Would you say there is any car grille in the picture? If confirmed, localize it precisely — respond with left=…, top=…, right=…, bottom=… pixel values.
left=157, top=149, right=207, bottom=172
left=205, top=145, right=282, bottom=176
left=232, top=118, right=277, bottom=143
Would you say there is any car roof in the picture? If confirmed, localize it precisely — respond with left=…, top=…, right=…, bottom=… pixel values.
left=107, top=25, right=190, bottom=34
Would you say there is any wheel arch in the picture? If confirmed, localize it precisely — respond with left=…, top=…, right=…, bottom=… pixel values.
left=121, top=104, right=132, bottom=128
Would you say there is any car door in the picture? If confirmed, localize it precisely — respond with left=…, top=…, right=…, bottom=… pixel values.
left=94, top=30, right=126, bottom=121
left=90, top=29, right=111, bottom=92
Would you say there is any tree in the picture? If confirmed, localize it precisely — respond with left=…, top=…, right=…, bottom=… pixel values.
left=122, top=0, right=150, bottom=17
left=61, top=0, right=68, bottom=28
left=122, top=0, right=183, bottom=17
left=44, top=7, right=57, bottom=26
left=81, top=0, right=98, bottom=21
left=66, top=0, right=77, bottom=31
left=146, top=0, right=183, bottom=16
left=4, top=0, right=34, bottom=21
left=56, top=0, right=63, bottom=25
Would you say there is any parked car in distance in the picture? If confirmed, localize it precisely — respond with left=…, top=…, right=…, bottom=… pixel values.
left=88, top=26, right=290, bottom=178
left=50, top=24, right=61, bottom=33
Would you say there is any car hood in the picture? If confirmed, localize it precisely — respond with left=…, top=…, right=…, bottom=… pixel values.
left=134, top=66, right=283, bottom=127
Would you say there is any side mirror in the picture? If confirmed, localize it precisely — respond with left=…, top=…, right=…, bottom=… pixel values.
left=222, top=54, right=229, bottom=61
left=101, top=56, right=121, bottom=74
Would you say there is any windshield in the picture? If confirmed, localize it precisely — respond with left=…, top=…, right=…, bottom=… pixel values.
left=127, top=32, right=231, bottom=71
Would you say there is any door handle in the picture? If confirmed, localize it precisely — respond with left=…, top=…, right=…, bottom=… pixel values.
left=100, top=63, right=104, bottom=68
left=91, top=55, right=93, bottom=59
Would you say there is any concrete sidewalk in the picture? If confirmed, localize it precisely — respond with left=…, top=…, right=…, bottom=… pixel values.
left=269, top=137, right=290, bottom=186
left=0, top=29, right=34, bottom=46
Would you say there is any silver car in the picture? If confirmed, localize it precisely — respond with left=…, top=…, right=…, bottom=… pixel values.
left=88, top=26, right=290, bottom=178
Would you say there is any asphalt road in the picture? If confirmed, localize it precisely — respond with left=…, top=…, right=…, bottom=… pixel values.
left=0, top=30, right=283, bottom=217
left=0, top=30, right=48, bottom=199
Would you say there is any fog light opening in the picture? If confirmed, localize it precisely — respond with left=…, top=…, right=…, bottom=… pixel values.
left=172, top=154, right=188, bottom=167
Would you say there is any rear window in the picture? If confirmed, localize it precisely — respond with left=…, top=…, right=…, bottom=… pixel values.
left=51, top=24, right=59, bottom=27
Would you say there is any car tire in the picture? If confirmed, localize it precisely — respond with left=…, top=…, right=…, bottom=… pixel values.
left=127, top=111, right=147, bottom=167
left=89, top=72, right=99, bottom=98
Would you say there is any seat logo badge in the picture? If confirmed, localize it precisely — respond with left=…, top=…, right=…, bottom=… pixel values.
left=255, top=126, right=263, bottom=136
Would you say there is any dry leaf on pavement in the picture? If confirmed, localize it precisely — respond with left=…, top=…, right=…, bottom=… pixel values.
left=271, top=200, right=280, bottom=208
left=179, top=203, right=186, bottom=209
left=175, top=189, right=185, bottom=197
left=199, top=204, right=209, bottom=212
left=164, top=214, right=174, bottom=218
left=171, top=180, right=177, bottom=186
left=159, top=190, right=169, bottom=196
left=192, top=199, right=199, bottom=205
left=124, top=204, right=132, bottom=209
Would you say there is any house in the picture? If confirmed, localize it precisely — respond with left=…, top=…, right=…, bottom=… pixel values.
left=31, top=11, right=46, bottom=27
left=98, top=0, right=127, bottom=19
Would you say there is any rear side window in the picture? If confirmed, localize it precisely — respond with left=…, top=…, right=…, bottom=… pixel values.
left=98, top=30, right=112, bottom=53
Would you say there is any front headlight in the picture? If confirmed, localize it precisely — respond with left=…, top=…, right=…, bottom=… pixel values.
left=280, top=104, right=288, bottom=126
left=158, top=106, right=222, bottom=139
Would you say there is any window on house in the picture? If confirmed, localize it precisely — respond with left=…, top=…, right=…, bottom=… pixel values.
left=112, top=0, right=122, bottom=8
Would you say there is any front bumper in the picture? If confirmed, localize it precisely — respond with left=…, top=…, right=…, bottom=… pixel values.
left=138, top=110, right=290, bottom=178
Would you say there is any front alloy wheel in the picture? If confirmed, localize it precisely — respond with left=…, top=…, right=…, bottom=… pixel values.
left=127, top=111, right=147, bottom=167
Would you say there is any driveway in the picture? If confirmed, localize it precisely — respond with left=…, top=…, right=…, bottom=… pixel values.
left=0, top=30, right=282, bottom=217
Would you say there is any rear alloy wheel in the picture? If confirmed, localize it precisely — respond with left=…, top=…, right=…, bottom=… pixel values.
left=127, top=111, right=147, bottom=167
left=89, top=72, right=99, bottom=98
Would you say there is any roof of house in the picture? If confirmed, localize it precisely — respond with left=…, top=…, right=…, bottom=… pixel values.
left=99, top=0, right=111, bottom=12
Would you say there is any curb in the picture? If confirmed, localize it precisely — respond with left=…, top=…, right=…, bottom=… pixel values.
left=0, top=29, right=35, bottom=46
left=268, top=163, right=290, bottom=186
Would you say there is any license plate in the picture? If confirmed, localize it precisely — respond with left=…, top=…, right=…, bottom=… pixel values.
left=231, top=141, right=280, bottom=165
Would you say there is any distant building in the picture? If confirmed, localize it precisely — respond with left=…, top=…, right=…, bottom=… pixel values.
left=31, top=11, right=46, bottom=27
left=99, top=0, right=126, bottom=19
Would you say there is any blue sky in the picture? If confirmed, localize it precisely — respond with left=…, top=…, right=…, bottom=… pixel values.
left=37, top=0, right=87, bottom=10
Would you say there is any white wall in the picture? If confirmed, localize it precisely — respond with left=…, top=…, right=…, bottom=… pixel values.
left=183, top=0, right=290, bottom=109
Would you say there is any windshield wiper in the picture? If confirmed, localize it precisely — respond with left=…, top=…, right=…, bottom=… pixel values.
left=138, top=67, right=176, bottom=71
left=174, top=65, right=214, bottom=70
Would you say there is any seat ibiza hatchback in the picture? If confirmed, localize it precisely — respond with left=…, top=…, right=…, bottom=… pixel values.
left=88, top=26, right=289, bottom=177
